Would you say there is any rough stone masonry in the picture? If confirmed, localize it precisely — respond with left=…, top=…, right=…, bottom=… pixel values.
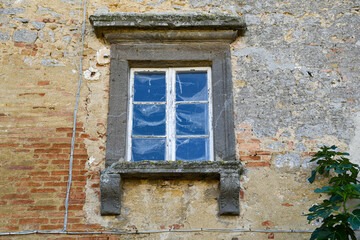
left=0, top=0, right=359, bottom=239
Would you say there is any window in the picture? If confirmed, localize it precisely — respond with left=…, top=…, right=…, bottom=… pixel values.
left=127, top=67, right=213, bottom=162
left=90, top=12, right=245, bottom=216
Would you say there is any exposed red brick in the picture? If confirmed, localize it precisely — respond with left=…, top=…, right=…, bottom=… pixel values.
left=241, top=156, right=261, bottom=161
left=28, top=206, right=57, bottom=211
left=67, top=132, right=79, bottom=137
left=13, top=149, right=31, bottom=153
left=282, top=203, right=294, bottom=207
left=30, top=188, right=56, bottom=193
left=169, top=224, right=184, bottom=229
left=48, top=138, right=72, bottom=143
left=34, top=148, right=62, bottom=154
left=252, top=151, right=271, bottom=155
left=0, top=143, right=19, bottom=147
left=2, top=194, right=30, bottom=199
left=29, top=172, right=49, bottom=176
left=44, top=182, right=67, bottom=187
left=237, top=130, right=253, bottom=138
left=16, top=182, right=42, bottom=187
left=23, top=143, right=51, bottom=148
left=62, top=149, right=87, bottom=154
left=7, top=177, right=31, bottom=181
left=73, top=154, right=88, bottom=159
left=239, top=143, right=260, bottom=150
left=56, top=127, right=83, bottom=132
left=51, top=171, right=69, bottom=175
left=268, top=233, right=275, bottom=239
left=248, top=138, right=261, bottom=143
left=7, top=166, right=34, bottom=170
left=66, top=176, right=87, bottom=181
left=236, top=139, right=245, bottom=144
left=18, top=93, right=45, bottom=97
left=42, top=18, right=56, bottom=23
left=32, top=177, right=62, bottom=181
left=240, top=190, right=244, bottom=199
left=262, top=221, right=275, bottom=226
left=42, top=154, right=69, bottom=159
left=51, top=160, right=69, bottom=165
left=52, top=143, right=72, bottom=148
left=19, top=218, right=48, bottom=224
left=11, top=200, right=34, bottom=205
left=80, top=133, right=90, bottom=138
left=5, top=225, right=19, bottom=231
left=68, top=199, right=85, bottom=204
left=12, top=213, right=40, bottom=218
left=238, top=124, right=252, bottom=129
left=69, top=193, right=86, bottom=199
left=40, top=224, right=63, bottom=230
left=87, top=138, right=99, bottom=141
left=245, top=162, right=271, bottom=168
left=14, top=42, right=25, bottom=47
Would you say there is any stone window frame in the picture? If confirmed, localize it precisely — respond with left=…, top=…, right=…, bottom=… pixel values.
left=90, top=13, right=246, bottom=216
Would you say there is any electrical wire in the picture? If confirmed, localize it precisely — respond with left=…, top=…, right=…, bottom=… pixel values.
left=0, top=228, right=316, bottom=236
left=63, top=0, right=87, bottom=232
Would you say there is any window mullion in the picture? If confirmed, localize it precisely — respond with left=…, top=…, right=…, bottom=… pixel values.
left=166, top=68, right=175, bottom=161
left=208, top=68, right=214, bottom=161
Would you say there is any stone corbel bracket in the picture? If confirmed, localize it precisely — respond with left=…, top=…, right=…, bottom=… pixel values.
left=101, top=161, right=242, bottom=216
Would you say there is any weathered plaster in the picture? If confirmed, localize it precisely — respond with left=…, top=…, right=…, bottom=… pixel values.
left=349, top=112, right=360, bottom=165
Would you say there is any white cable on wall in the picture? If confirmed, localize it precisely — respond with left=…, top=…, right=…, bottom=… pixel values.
left=63, top=0, right=87, bottom=231
left=0, top=228, right=315, bottom=236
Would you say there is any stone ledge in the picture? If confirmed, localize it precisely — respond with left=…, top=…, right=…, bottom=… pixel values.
left=101, top=161, right=242, bottom=216
left=89, top=13, right=246, bottom=42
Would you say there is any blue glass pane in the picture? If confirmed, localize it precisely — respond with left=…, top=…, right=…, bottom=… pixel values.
left=133, top=104, right=166, bottom=136
left=176, top=71, right=208, bottom=101
left=132, top=138, right=165, bottom=161
left=134, top=72, right=166, bottom=102
left=176, top=138, right=209, bottom=161
left=176, top=103, right=208, bottom=135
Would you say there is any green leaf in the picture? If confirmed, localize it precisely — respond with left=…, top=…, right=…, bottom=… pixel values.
left=314, top=227, right=333, bottom=240
left=308, top=170, right=317, bottom=183
left=349, top=209, right=360, bottom=230
left=314, top=186, right=333, bottom=193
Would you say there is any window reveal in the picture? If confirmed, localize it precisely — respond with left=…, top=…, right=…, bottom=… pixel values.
left=127, top=68, right=213, bottom=161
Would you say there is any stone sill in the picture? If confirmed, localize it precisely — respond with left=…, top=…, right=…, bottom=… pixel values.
left=109, top=160, right=241, bottom=177
left=101, top=161, right=242, bottom=216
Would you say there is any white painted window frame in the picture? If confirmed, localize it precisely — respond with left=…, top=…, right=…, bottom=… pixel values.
left=127, top=67, right=214, bottom=162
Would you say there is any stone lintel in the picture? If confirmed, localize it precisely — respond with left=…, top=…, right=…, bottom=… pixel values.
left=100, top=161, right=242, bottom=216
left=89, top=13, right=246, bottom=42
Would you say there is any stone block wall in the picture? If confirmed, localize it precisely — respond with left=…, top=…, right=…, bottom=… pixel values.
left=0, top=0, right=359, bottom=239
